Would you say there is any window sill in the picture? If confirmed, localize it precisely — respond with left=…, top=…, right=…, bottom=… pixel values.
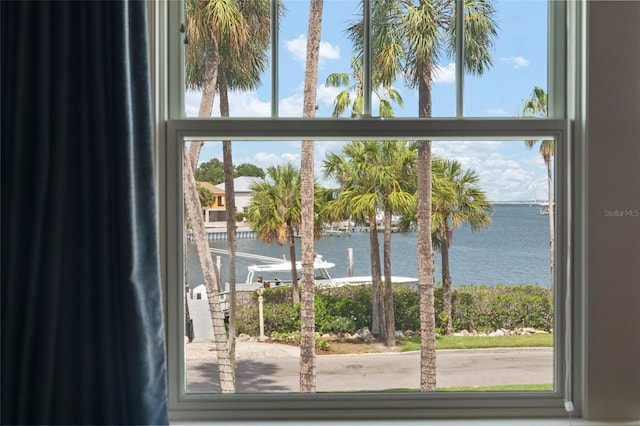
left=172, top=419, right=640, bottom=426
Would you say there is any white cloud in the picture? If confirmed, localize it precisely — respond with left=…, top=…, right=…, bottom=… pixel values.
left=485, top=107, right=507, bottom=115
left=277, top=83, right=344, bottom=117
left=281, top=152, right=300, bottom=162
left=432, top=141, right=548, bottom=201
left=226, top=91, right=271, bottom=117
left=316, top=84, right=342, bottom=111
left=501, top=56, right=530, bottom=69
left=435, top=140, right=503, bottom=156
left=249, top=151, right=300, bottom=169
left=285, top=35, right=340, bottom=64
left=185, top=90, right=202, bottom=117
left=433, top=63, right=456, bottom=84
left=254, top=152, right=281, bottom=163
left=320, top=41, right=341, bottom=61
left=185, top=90, right=271, bottom=118
left=278, top=94, right=304, bottom=117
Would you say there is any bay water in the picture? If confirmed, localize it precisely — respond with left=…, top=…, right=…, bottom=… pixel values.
left=186, top=204, right=552, bottom=289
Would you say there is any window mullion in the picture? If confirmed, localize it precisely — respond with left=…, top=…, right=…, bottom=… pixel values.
left=455, top=0, right=464, bottom=118
left=362, top=0, right=372, bottom=118
left=168, top=0, right=185, bottom=119
left=548, top=0, right=567, bottom=118
left=271, top=0, right=279, bottom=118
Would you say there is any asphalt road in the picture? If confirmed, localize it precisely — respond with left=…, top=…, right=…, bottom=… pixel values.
left=185, top=342, right=553, bottom=393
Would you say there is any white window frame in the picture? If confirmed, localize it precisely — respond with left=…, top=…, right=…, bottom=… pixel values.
left=151, top=0, right=587, bottom=422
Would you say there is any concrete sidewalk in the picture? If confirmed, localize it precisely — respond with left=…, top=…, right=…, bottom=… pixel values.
left=186, top=340, right=300, bottom=361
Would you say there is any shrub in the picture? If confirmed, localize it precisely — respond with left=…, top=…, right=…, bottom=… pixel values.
left=233, top=283, right=553, bottom=337
left=450, top=285, right=553, bottom=332
left=320, top=316, right=357, bottom=334
left=393, top=285, right=420, bottom=331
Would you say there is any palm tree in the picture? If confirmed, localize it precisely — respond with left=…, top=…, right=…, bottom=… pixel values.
left=184, top=0, right=274, bottom=380
left=185, top=0, right=249, bottom=170
left=216, top=0, right=273, bottom=123
left=323, top=142, right=383, bottom=337
left=299, top=0, right=324, bottom=394
left=348, top=0, right=498, bottom=391
left=522, top=86, right=554, bottom=290
left=182, top=0, right=247, bottom=391
left=217, top=0, right=272, bottom=379
left=323, top=141, right=415, bottom=344
left=182, top=147, right=235, bottom=393
left=432, top=157, right=492, bottom=335
left=378, top=141, right=418, bottom=346
left=325, top=57, right=404, bottom=117
left=247, top=164, right=302, bottom=304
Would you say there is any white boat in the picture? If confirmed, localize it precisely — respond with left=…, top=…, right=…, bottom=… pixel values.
left=220, top=252, right=418, bottom=293
left=187, top=250, right=417, bottom=340
left=539, top=202, right=550, bottom=215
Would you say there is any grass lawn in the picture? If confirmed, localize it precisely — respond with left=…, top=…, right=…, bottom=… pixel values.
left=437, top=383, right=553, bottom=392
left=398, top=333, right=553, bottom=352
left=351, top=384, right=554, bottom=393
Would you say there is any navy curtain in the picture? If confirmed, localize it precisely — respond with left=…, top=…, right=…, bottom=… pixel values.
left=1, top=1, right=168, bottom=424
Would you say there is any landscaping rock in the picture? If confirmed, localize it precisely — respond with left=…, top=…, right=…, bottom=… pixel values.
left=354, top=327, right=374, bottom=343
left=237, top=333, right=251, bottom=342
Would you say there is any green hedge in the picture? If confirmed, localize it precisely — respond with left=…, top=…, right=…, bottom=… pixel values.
left=234, top=284, right=553, bottom=336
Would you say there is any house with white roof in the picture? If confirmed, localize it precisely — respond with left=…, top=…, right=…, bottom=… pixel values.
left=216, top=175, right=262, bottom=216
left=197, top=181, right=226, bottom=228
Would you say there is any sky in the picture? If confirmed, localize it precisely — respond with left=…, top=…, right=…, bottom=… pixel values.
left=184, top=0, right=551, bottom=202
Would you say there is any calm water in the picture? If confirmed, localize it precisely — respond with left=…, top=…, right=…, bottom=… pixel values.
left=187, top=204, right=552, bottom=288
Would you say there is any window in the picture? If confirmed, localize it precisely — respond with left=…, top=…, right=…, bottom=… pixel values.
left=158, top=0, right=583, bottom=421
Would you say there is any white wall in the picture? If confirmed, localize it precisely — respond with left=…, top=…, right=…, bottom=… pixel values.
left=586, top=0, right=640, bottom=420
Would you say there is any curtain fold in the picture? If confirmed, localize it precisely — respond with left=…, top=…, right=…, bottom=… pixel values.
left=1, top=1, right=169, bottom=424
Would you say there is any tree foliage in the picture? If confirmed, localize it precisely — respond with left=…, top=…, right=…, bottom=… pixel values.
left=196, top=183, right=215, bottom=208
left=522, top=86, right=555, bottom=289
left=195, top=157, right=225, bottom=184
left=196, top=158, right=266, bottom=184
left=323, top=140, right=417, bottom=345
left=235, top=163, right=266, bottom=178
left=431, top=157, right=493, bottom=334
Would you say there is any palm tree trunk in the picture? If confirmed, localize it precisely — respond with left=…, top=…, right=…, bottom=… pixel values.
left=441, top=226, right=452, bottom=335
left=417, top=59, right=436, bottom=392
left=383, top=206, right=395, bottom=346
left=299, top=0, right=323, bottom=394
left=184, top=220, right=193, bottom=342
left=183, top=146, right=235, bottom=393
left=222, top=144, right=237, bottom=380
left=219, top=70, right=238, bottom=381
left=300, top=141, right=316, bottom=393
left=547, top=159, right=555, bottom=290
left=288, top=227, right=300, bottom=305
left=189, top=40, right=219, bottom=172
left=368, top=214, right=384, bottom=337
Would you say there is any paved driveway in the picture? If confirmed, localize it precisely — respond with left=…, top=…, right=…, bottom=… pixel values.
left=185, top=342, right=553, bottom=393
